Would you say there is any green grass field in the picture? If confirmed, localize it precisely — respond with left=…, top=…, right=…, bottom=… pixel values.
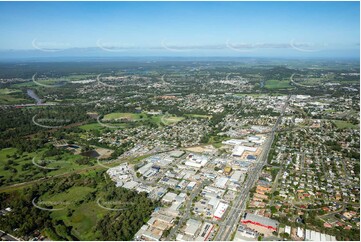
left=161, top=116, right=185, bottom=125
left=0, top=147, right=95, bottom=187
left=0, top=88, right=21, bottom=95
left=38, top=185, right=107, bottom=240
left=332, top=120, right=359, bottom=129
left=0, top=88, right=29, bottom=104
left=0, top=148, right=45, bottom=184
left=0, top=95, right=28, bottom=104
left=101, top=112, right=184, bottom=126
left=69, top=201, right=108, bottom=240
left=265, top=79, right=292, bottom=89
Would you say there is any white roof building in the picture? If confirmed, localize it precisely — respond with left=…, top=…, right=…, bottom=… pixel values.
left=162, top=192, right=177, bottom=203
left=176, top=234, right=193, bottom=241
left=184, top=219, right=202, bottom=237
left=138, top=163, right=153, bottom=175
left=208, top=197, right=220, bottom=209
left=285, top=226, right=291, bottom=235
left=222, top=139, right=246, bottom=146
left=166, top=201, right=182, bottom=213
left=297, top=227, right=304, bottom=238
left=122, top=180, right=139, bottom=189
left=187, top=181, right=197, bottom=189
left=214, top=202, right=228, bottom=220
left=232, top=146, right=257, bottom=157
left=215, top=177, right=229, bottom=189
left=230, top=170, right=243, bottom=183
left=185, top=154, right=209, bottom=168
left=305, top=229, right=336, bottom=241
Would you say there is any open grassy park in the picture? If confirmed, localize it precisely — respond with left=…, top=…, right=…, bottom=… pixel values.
left=100, top=112, right=184, bottom=126
left=0, top=88, right=21, bottom=95
left=332, top=120, right=359, bottom=129
left=0, top=147, right=95, bottom=188
left=39, top=185, right=107, bottom=240
left=0, top=88, right=29, bottom=104
left=265, top=79, right=292, bottom=89
left=103, top=112, right=143, bottom=121
left=160, top=115, right=185, bottom=125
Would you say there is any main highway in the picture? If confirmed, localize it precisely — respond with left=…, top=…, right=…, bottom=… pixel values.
left=214, top=95, right=290, bottom=241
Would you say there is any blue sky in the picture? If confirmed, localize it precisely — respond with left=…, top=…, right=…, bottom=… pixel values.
left=0, top=1, right=359, bottom=58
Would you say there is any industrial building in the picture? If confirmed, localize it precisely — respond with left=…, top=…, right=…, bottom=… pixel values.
left=185, top=154, right=209, bottom=168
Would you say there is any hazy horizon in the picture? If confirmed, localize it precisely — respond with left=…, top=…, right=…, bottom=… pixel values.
left=0, top=1, right=359, bottom=59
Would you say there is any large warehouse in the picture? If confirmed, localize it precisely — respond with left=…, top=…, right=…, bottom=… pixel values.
left=232, top=145, right=257, bottom=157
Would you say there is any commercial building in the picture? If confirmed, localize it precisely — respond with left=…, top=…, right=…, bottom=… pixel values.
left=213, top=202, right=229, bottom=220
left=234, top=225, right=259, bottom=239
